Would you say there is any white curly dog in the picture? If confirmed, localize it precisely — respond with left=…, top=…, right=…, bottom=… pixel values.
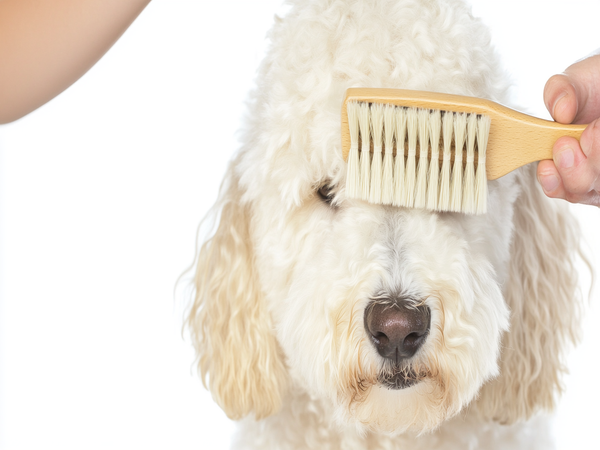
left=186, top=0, right=583, bottom=448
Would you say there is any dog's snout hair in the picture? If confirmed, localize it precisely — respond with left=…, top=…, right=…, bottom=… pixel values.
left=364, top=298, right=431, bottom=363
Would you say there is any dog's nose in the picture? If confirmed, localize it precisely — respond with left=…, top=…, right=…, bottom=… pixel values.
left=364, top=300, right=430, bottom=362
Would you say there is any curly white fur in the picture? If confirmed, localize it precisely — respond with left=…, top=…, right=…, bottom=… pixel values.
left=185, top=0, right=583, bottom=448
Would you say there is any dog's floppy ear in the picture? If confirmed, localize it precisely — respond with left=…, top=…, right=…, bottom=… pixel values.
left=476, top=165, right=583, bottom=424
left=185, top=163, right=287, bottom=420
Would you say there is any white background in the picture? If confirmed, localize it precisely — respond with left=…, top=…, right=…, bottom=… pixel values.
left=0, top=1, right=599, bottom=449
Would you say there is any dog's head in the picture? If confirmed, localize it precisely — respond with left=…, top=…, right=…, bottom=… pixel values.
left=186, top=0, right=581, bottom=434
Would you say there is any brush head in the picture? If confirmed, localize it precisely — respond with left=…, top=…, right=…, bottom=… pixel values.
left=342, top=88, right=587, bottom=215
left=344, top=97, right=490, bottom=214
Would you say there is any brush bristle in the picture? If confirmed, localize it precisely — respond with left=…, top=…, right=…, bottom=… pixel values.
left=438, top=111, right=453, bottom=211
left=475, top=115, right=491, bottom=214
left=381, top=105, right=395, bottom=205
left=393, top=107, right=407, bottom=207
left=345, top=101, right=491, bottom=214
left=414, top=109, right=430, bottom=209
left=346, top=101, right=360, bottom=199
left=358, top=102, right=371, bottom=201
left=462, top=114, right=478, bottom=214
left=404, top=108, right=418, bottom=207
left=369, top=103, right=384, bottom=204
left=450, top=113, right=466, bottom=212
left=426, top=110, right=441, bottom=211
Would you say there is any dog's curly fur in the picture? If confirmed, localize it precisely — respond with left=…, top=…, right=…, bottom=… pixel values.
left=185, top=0, right=583, bottom=448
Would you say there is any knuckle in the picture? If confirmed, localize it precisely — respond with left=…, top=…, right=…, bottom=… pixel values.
left=589, top=119, right=600, bottom=141
left=568, top=156, right=597, bottom=185
left=562, top=174, right=592, bottom=197
left=581, top=118, right=600, bottom=158
left=589, top=191, right=600, bottom=207
left=564, top=190, right=586, bottom=204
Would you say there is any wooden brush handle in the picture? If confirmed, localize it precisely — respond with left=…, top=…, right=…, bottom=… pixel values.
left=341, top=88, right=588, bottom=180
left=484, top=113, right=586, bottom=180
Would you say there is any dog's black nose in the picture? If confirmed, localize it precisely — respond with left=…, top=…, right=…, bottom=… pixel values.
left=364, top=300, right=430, bottom=362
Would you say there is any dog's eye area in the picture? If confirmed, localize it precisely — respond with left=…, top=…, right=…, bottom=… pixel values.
left=317, top=184, right=335, bottom=204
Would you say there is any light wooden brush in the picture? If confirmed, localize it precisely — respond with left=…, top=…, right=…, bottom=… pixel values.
left=342, top=88, right=587, bottom=214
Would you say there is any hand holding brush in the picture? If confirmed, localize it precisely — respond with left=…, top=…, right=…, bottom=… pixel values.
left=538, top=52, right=600, bottom=206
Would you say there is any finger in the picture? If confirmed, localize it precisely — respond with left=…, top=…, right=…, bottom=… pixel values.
left=552, top=136, right=598, bottom=204
left=579, top=117, right=600, bottom=168
left=537, top=159, right=567, bottom=199
left=544, top=74, right=578, bottom=124
left=579, top=118, right=600, bottom=205
left=561, top=54, right=600, bottom=124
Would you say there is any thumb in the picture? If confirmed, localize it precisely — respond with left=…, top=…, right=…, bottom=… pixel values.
left=544, top=52, right=600, bottom=125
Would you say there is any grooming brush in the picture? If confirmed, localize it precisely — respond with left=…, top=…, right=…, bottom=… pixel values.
left=342, top=88, right=587, bottom=214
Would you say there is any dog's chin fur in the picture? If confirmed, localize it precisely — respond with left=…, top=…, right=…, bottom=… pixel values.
left=186, top=0, right=584, bottom=447
left=346, top=382, right=455, bottom=435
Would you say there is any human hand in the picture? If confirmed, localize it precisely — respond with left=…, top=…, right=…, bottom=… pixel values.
left=537, top=53, right=600, bottom=206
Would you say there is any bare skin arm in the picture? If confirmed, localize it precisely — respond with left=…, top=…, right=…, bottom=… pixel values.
left=537, top=52, right=600, bottom=206
left=0, top=0, right=151, bottom=124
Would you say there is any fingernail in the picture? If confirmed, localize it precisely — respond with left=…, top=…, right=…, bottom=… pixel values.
left=557, top=146, right=574, bottom=168
left=538, top=172, right=560, bottom=193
